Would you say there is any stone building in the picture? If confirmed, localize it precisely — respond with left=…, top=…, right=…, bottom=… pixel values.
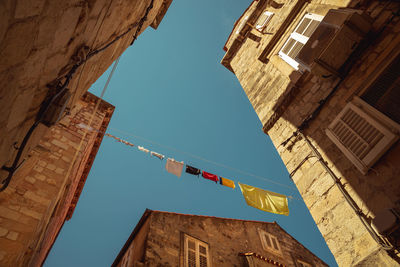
left=0, top=0, right=172, bottom=265
left=112, top=210, right=328, bottom=267
left=0, top=92, right=114, bottom=266
left=221, top=0, right=400, bottom=266
left=0, top=0, right=173, bottom=184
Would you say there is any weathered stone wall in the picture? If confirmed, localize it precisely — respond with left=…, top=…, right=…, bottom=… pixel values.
left=223, top=0, right=400, bottom=266
left=0, top=0, right=172, bottom=180
left=0, top=93, right=114, bottom=266
left=123, top=212, right=328, bottom=267
left=117, top=217, right=150, bottom=267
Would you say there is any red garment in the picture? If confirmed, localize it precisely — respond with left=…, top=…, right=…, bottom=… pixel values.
left=202, top=171, right=219, bottom=183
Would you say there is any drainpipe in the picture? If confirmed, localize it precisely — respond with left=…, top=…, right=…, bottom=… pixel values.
left=297, top=130, right=394, bottom=251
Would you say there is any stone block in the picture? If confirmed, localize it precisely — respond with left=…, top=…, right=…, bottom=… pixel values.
left=307, top=173, right=334, bottom=197
left=0, top=0, right=11, bottom=45
left=6, top=231, right=18, bottom=241
left=6, top=89, right=35, bottom=130
left=14, top=0, right=46, bottom=18
left=0, top=227, right=8, bottom=237
left=17, top=48, right=48, bottom=89
left=20, top=207, right=42, bottom=220
left=33, top=165, right=45, bottom=174
left=46, top=164, right=56, bottom=171
left=55, top=168, right=64, bottom=174
left=62, top=156, right=71, bottom=162
left=354, top=232, right=378, bottom=260
left=52, top=6, right=82, bottom=51
left=37, top=160, right=47, bottom=167
left=25, top=176, right=36, bottom=184
left=34, top=173, right=46, bottom=181
left=0, top=20, right=37, bottom=72
left=0, top=206, right=21, bottom=221
left=23, top=191, right=51, bottom=206
left=8, top=205, right=20, bottom=211
left=296, top=172, right=317, bottom=195
left=51, top=139, right=69, bottom=151
left=35, top=15, right=59, bottom=49
left=46, top=179, right=57, bottom=186
left=335, top=250, right=353, bottom=267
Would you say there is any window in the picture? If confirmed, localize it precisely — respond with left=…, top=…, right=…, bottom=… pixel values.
left=259, top=230, right=281, bottom=253
left=236, top=15, right=249, bottom=35
left=326, top=53, right=400, bottom=174
left=184, top=235, right=210, bottom=267
left=297, top=259, right=312, bottom=267
left=360, top=54, right=400, bottom=124
left=279, top=13, right=323, bottom=70
left=255, top=11, right=274, bottom=32
left=326, top=102, right=398, bottom=174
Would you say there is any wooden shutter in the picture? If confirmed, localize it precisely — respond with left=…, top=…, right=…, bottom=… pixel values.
left=199, top=244, right=208, bottom=267
left=185, top=235, right=209, bottom=267
left=259, top=230, right=281, bottom=254
left=270, top=236, right=279, bottom=251
left=187, top=240, right=197, bottom=267
left=256, top=11, right=273, bottom=32
left=326, top=102, right=398, bottom=174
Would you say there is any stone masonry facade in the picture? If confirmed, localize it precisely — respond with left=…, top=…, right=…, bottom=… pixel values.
left=0, top=1, right=173, bottom=266
left=112, top=210, right=328, bottom=267
left=0, top=0, right=173, bottom=181
left=0, top=92, right=114, bottom=266
left=222, top=0, right=400, bottom=266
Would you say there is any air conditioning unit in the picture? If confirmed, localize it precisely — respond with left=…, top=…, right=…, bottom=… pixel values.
left=297, top=9, right=372, bottom=77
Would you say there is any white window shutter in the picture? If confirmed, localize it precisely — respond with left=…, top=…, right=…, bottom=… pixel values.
left=279, top=13, right=323, bottom=69
left=256, top=11, right=274, bottom=31
left=326, top=102, right=398, bottom=174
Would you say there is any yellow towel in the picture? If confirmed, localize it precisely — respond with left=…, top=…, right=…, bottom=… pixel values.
left=220, top=177, right=235, bottom=189
left=238, top=183, right=289, bottom=216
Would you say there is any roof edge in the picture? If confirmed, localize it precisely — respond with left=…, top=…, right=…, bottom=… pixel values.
left=150, top=210, right=276, bottom=225
left=150, top=0, right=173, bottom=29
left=111, top=209, right=153, bottom=267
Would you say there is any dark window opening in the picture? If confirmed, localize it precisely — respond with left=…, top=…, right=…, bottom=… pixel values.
left=361, top=54, right=400, bottom=124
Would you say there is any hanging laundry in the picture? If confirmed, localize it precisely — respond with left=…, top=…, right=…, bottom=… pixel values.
left=138, top=146, right=150, bottom=153
left=185, top=165, right=201, bottom=176
left=238, top=183, right=289, bottom=216
left=165, top=158, right=184, bottom=177
left=202, top=171, right=219, bottom=183
left=121, top=140, right=134, bottom=147
left=151, top=151, right=165, bottom=160
left=220, top=177, right=235, bottom=189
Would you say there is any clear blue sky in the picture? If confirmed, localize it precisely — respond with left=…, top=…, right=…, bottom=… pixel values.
left=45, top=1, right=337, bottom=266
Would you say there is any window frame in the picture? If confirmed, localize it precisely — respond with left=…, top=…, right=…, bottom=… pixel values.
left=236, top=15, right=250, bottom=35
left=255, top=11, right=274, bottom=33
left=278, top=13, right=324, bottom=70
left=184, top=234, right=210, bottom=267
left=258, top=229, right=282, bottom=254
left=325, top=100, right=398, bottom=174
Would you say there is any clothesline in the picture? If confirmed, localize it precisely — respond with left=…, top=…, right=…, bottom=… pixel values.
left=108, top=127, right=298, bottom=192
left=78, top=123, right=304, bottom=213
left=106, top=132, right=291, bottom=215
